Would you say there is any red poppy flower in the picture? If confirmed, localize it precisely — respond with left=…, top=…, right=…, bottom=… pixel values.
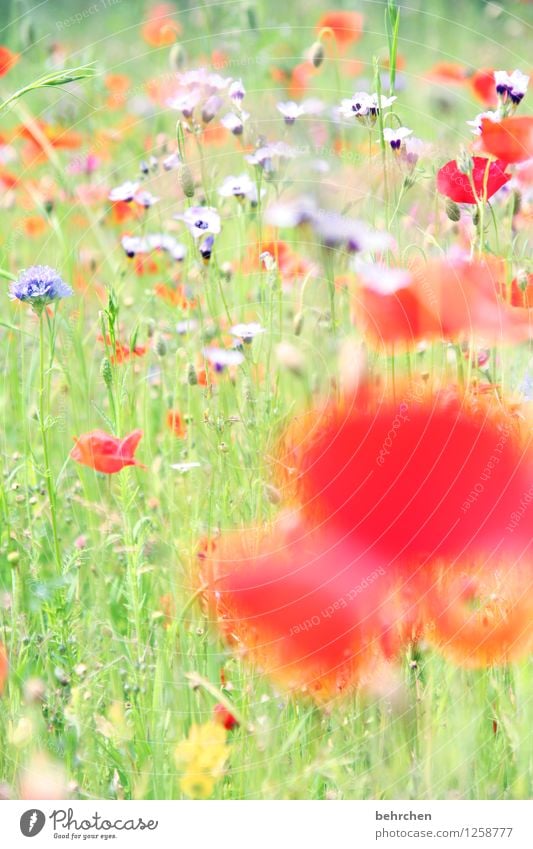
left=141, top=3, right=181, bottom=46
left=70, top=430, right=145, bottom=474
left=468, top=68, right=497, bottom=106
left=0, top=46, right=19, bottom=77
left=424, top=62, right=468, bottom=85
left=316, top=11, right=364, bottom=47
left=288, top=62, right=315, bottom=99
left=506, top=273, right=533, bottom=308
left=480, top=116, right=533, bottom=164
left=98, top=334, right=147, bottom=365
left=166, top=410, right=186, bottom=438
left=281, top=383, right=532, bottom=568
left=424, top=566, right=533, bottom=667
left=353, top=255, right=532, bottom=346
left=437, top=156, right=510, bottom=203
left=208, top=517, right=393, bottom=699
left=213, top=703, right=239, bottom=731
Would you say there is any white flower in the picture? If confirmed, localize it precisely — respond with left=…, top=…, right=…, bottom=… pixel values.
left=338, top=92, right=396, bottom=123
left=162, top=151, right=181, bottom=171
left=167, top=89, right=201, bottom=118
left=133, top=190, right=160, bottom=209
left=245, top=141, right=300, bottom=168
left=339, top=92, right=374, bottom=119
left=508, top=69, right=529, bottom=102
left=230, top=322, right=266, bottom=342
left=383, top=126, right=412, bottom=149
left=218, top=173, right=256, bottom=199
left=229, top=79, right=246, bottom=103
left=467, top=110, right=500, bottom=136
left=176, top=319, right=198, bottom=335
left=495, top=69, right=529, bottom=103
left=276, top=101, right=306, bottom=124
left=202, top=347, right=244, bottom=369
left=109, top=181, right=139, bottom=202
left=174, top=206, right=221, bottom=238
left=221, top=111, right=249, bottom=135
left=121, top=235, right=149, bottom=257
left=265, top=195, right=318, bottom=227
left=170, top=462, right=202, bottom=473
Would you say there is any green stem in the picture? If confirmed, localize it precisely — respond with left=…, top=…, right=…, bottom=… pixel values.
left=38, top=312, right=62, bottom=571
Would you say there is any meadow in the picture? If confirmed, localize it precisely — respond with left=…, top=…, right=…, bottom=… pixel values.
left=0, top=0, right=531, bottom=801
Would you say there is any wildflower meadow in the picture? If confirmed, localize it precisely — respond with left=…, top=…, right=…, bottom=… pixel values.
left=0, top=0, right=532, bottom=817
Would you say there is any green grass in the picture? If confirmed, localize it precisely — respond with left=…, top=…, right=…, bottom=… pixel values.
left=0, top=0, right=531, bottom=800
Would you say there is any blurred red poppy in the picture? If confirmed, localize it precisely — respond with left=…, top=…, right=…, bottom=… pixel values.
left=71, top=430, right=145, bottom=473
left=213, top=703, right=239, bottom=730
left=468, top=68, right=497, bottom=106
left=424, top=567, right=533, bottom=666
left=437, top=156, right=510, bottom=203
left=281, top=383, right=532, bottom=567
left=141, top=3, right=181, bottom=46
left=353, top=255, right=532, bottom=346
left=208, top=517, right=392, bottom=698
left=166, top=410, right=186, bottom=438
left=425, top=62, right=468, bottom=85
left=0, top=643, right=7, bottom=695
left=98, top=334, right=147, bottom=364
left=480, top=116, right=533, bottom=163
left=0, top=46, right=19, bottom=77
left=316, top=11, right=364, bottom=47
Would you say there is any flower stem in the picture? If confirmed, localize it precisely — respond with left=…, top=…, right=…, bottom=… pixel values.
left=38, top=312, right=62, bottom=571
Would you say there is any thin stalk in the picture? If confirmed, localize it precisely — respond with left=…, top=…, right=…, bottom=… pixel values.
left=38, top=312, right=62, bottom=571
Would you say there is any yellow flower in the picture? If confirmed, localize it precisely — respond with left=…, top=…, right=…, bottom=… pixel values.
left=179, top=770, right=215, bottom=799
left=175, top=721, right=231, bottom=797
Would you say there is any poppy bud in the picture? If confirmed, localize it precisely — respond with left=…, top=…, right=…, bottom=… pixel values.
left=155, top=334, right=167, bottom=357
left=20, top=18, right=36, bottom=49
left=244, top=3, right=257, bottom=30
left=472, top=208, right=480, bottom=226
left=445, top=199, right=461, bottom=222
left=101, top=357, right=113, bottom=388
left=309, top=40, right=325, bottom=68
left=169, top=43, right=186, bottom=72
left=512, top=190, right=521, bottom=216
left=293, top=311, right=304, bottom=336
left=179, top=163, right=195, bottom=198
left=187, top=363, right=198, bottom=385
left=146, top=318, right=156, bottom=338
left=213, top=702, right=239, bottom=730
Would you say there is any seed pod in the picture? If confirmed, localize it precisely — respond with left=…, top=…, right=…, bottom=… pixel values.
left=155, top=334, right=167, bottom=357
left=146, top=318, right=156, bottom=338
left=179, top=163, right=195, bottom=198
left=169, top=43, right=186, bottom=72
left=309, top=40, right=325, bottom=68
left=293, top=311, right=304, bottom=336
left=100, top=357, right=113, bottom=388
left=445, top=199, right=461, bottom=222
left=187, top=362, right=198, bottom=385
left=245, top=3, right=257, bottom=29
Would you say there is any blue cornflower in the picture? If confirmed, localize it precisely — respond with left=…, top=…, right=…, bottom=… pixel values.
left=9, top=266, right=73, bottom=311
